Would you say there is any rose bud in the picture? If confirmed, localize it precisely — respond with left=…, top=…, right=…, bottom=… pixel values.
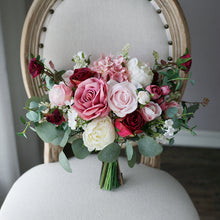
left=140, top=102, right=162, bottom=122
left=46, top=109, right=65, bottom=125
left=177, top=49, right=192, bottom=72
left=70, top=68, right=98, bottom=86
left=115, top=111, right=145, bottom=138
left=146, top=85, right=162, bottom=100
left=161, top=85, right=171, bottom=96
left=28, top=58, right=44, bottom=78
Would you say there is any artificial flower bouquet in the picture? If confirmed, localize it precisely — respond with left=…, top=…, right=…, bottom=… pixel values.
left=18, top=45, right=208, bottom=190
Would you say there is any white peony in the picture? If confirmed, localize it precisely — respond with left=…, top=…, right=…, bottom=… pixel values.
left=127, top=58, right=153, bottom=88
left=138, top=91, right=150, bottom=105
left=83, top=116, right=115, bottom=152
left=68, top=108, right=78, bottom=130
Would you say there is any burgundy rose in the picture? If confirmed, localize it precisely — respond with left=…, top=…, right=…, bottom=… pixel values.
left=152, top=70, right=159, bottom=84
left=146, top=85, right=162, bottom=100
left=28, top=58, right=44, bottom=78
left=115, top=111, right=145, bottom=137
left=70, top=68, right=98, bottom=86
left=177, top=50, right=192, bottom=72
left=46, top=109, right=65, bottom=125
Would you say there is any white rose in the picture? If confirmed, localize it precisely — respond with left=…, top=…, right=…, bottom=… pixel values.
left=127, top=58, right=154, bottom=88
left=138, top=91, right=150, bottom=105
left=83, top=116, right=115, bottom=152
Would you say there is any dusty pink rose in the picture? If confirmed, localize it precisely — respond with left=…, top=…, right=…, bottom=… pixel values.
left=62, top=70, right=74, bottom=87
left=91, top=54, right=129, bottom=82
left=73, top=78, right=110, bottom=120
left=160, top=101, right=183, bottom=118
left=49, top=82, right=73, bottom=106
left=140, top=102, right=162, bottom=122
left=108, top=80, right=138, bottom=117
left=146, top=85, right=162, bottom=100
left=161, top=85, right=171, bottom=96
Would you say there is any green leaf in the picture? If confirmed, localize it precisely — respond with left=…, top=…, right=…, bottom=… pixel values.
left=50, top=129, right=65, bottom=146
left=125, top=141, right=133, bottom=161
left=17, top=132, right=24, bottom=137
left=166, top=107, right=178, bottom=118
left=128, top=149, right=136, bottom=168
left=190, top=79, right=195, bottom=85
left=98, top=143, right=121, bottom=163
left=153, top=51, right=159, bottom=61
left=30, top=126, right=36, bottom=132
left=59, top=151, right=72, bottom=173
left=169, top=138, right=175, bottom=145
left=59, top=127, right=71, bottom=147
left=26, top=111, right=41, bottom=122
left=45, top=76, right=55, bottom=90
left=172, top=116, right=181, bottom=129
left=25, top=97, right=41, bottom=108
left=35, top=122, right=59, bottom=143
left=20, top=116, right=26, bottom=125
left=138, top=136, right=163, bottom=157
left=71, top=138, right=90, bottom=159
left=29, top=101, right=39, bottom=110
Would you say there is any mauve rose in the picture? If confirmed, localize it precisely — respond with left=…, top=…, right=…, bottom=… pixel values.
left=146, top=85, right=162, bottom=100
left=140, top=102, right=162, bottom=122
left=179, top=53, right=192, bottom=72
left=115, top=111, right=145, bottom=137
left=161, top=85, right=171, bottom=96
left=70, top=68, right=98, bottom=86
left=161, top=101, right=183, bottom=118
left=73, top=78, right=110, bottom=120
left=49, top=82, right=73, bottom=106
left=108, top=80, right=138, bottom=117
left=46, top=109, right=65, bottom=125
left=28, top=58, right=44, bottom=78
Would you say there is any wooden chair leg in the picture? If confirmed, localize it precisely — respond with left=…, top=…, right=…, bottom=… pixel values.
left=44, top=143, right=62, bottom=163
left=140, top=155, right=161, bottom=169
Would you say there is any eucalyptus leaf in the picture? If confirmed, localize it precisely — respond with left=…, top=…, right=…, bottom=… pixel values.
left=45, top=76, right=55, bottom=90
left=59, top=151, right=72, bottom=173
left=166, top=107, right=178, bottom=118
left=128, top=149, right=136, bottom=168
left=125, top=141, right=133, bottom=161
left=98, top=143, right=121, bottom=163
left=138, top=136, right=163, bottom=157
left=59, top=127, right=71, bottom=147
left=26, top=111, right=41, bottom=122
left=71, top=138, right=90, bottom=159
left=20, top=116, right=26, bottom=125
left=51, top=129, right=65, bottom=146
left=29, top=101, right=39, bottom=110
left=25, top=97, right=41, bottom=108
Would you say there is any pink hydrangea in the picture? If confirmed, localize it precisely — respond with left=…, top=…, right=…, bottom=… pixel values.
left=91, top=54, right=129, bottom=82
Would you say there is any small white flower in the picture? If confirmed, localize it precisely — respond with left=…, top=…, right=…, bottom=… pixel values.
left=156, top=135, right=167, bottom=144
left=138, top=91, right=150, bottom=105
left=164, top=127, right=176, bottom=138
left=68, top=109, right=78, bottom=130
left=151, top=125, right=157, bottom=132
left=164, top=119, right=174, bottom=128
left=73, top=51, right=88, bottom=69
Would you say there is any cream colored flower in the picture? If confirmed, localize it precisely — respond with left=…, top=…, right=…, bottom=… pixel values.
left=138, top=91, right=150, bottom=105
left=83, top=116, right=115, bottom=152
left=127, top=58, right=153, bottom=87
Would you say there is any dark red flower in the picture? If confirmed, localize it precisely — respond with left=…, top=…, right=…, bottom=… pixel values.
left=28, top=58, right=44, bottom=78
left=46, top=109, right=65, bottom=125
left=70, top=68, right=98, bottom=86
left=178, top=50, right=192, bottom=72
left=115, top=111, right=145, bottom=137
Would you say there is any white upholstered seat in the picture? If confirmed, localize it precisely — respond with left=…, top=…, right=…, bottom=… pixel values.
left=0, top=155, right=199, bottom=220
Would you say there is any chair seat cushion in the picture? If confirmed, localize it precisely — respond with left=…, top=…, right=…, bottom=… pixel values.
left=0, top=155, right=199, bottom=220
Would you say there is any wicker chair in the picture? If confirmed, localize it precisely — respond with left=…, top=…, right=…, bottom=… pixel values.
left=0, top=0, right=199, bottom=219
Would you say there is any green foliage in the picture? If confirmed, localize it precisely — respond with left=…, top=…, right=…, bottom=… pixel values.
left=166, top=107, right=178, bottom=118
left=153, top=51, right=159, bottom=61
left=59, top=151, right=72, bottom=173
left=125, top=141, right=133, bottom=161
left=98, top=143, right=121, bottom=163
left=128, top=149, right=136, bottom=168
left=71, top=138, right=90, bottom=159
left=45, top=76, right=55, bottom=90
left=26, top=111, right=41, bottom=122
left=20, top=116, right=26, bottom=125
left=138, top=136, right=163, bottom=157
left=60, top=127, right=71, bottom=147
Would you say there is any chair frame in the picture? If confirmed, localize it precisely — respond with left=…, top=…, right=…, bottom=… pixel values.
left=20, top=0, right=191, bottom=168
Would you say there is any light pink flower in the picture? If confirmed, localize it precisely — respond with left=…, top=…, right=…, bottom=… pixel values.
left=49, top=82, right=73, bottom=106
left=161, top=101, right=183, bottom=118
left=161, top=85, right=171, bottom=96
left=91, top=54, right=129, bottom=82
left=140, top=102, right=162, bottom=122
left=73, top=78, right=110, bottom=120
left=108, top=80, right=138, bottom=117
left=62, top=70, right=74, bottom=87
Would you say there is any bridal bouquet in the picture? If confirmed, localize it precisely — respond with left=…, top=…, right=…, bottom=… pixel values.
left=18, top=45, right=208, bottom=190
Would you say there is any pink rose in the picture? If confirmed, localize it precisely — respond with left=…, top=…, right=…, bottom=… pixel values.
left=146, top=85, right=162, bottom=100
left=160, top=101, right=183, bottom=118
left=161, top=85, right=171, bottom=96
left=49, top=82, right=73, bottom=106
left=73, top=78, right=110, bottom=120
left=108, top=81, right=138, bottom=117
left=140, top=102, right=162, bottom=122
left=62, top=70, right=74, bottom=87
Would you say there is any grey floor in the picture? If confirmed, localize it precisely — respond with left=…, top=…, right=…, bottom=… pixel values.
left=161, top=146, right=220, bottom=220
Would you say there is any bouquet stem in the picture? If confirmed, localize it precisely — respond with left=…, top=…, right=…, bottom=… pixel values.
left=99, top=160, right=123, bottom=190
